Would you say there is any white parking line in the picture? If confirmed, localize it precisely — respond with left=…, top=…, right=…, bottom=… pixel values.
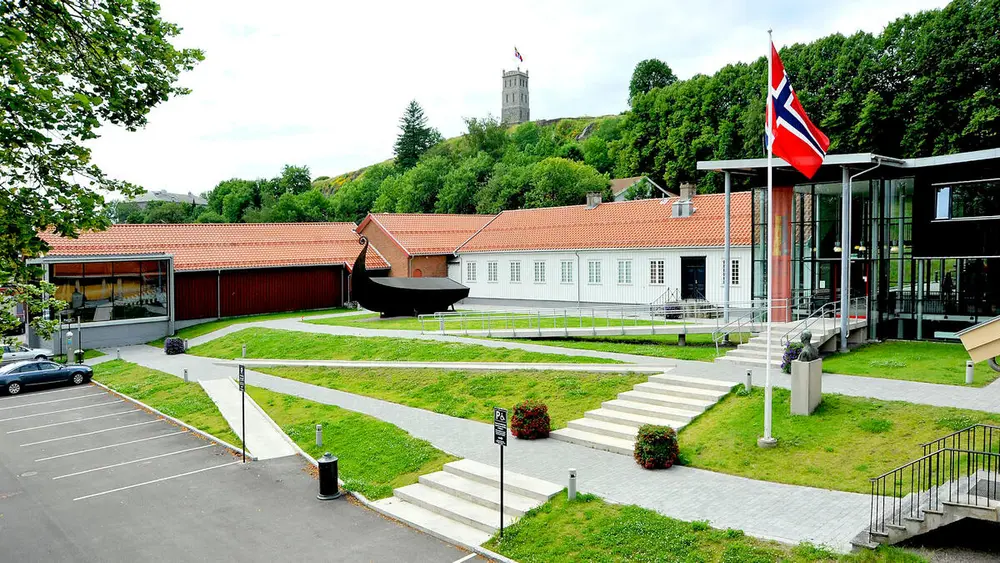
left=7, top=410, right=140, bottom=434
left=0, top=400, right=123, bottom=422
left=0, top=386, right=92, bottom=399
left=20, top=420, right=160, bottom=447
left=0, top=392, right=105, bottom=411
left=73, top=460, right=242, bottom=501
left=452, top=553, right=477, bottom=563
left=53, top=444, right=214, bottom=480
left=34, top=431, right=187, bottom=462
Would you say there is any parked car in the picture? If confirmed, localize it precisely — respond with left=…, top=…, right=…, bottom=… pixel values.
left=1, top=344, right=53, bottom=365
left=0, top=360, right=93, bottom=395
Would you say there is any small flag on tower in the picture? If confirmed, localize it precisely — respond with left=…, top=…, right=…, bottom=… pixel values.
left=514, top=46, right=523, bottom=63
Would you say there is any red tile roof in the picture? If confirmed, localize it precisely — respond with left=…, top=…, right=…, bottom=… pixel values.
left=357, top=213, right=495, bottom=255
left=457, top=192, right=752, bottom=252
left=39, top=223, right=389, bottom=272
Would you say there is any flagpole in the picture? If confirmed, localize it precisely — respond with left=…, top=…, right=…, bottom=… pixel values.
left=760, top=29, right=777, bottom=448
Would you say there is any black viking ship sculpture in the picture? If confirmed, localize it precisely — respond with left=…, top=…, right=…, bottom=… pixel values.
left=351, top=235, right=470, bottom=317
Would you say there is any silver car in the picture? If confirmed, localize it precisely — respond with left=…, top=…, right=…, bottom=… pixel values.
left=1, top=344, right=53, bottom=365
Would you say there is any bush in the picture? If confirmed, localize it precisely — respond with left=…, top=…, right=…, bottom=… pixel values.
left=634, top=424, right=679, bottom=469
left=780, top=342, right=803, bottom=374
left=510, top=400, right=550, bottom=440
left=164, top=337, right=185, bottom=355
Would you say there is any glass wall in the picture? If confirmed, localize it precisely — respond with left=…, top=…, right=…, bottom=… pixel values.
left=49, top=260, right=169, bottom=323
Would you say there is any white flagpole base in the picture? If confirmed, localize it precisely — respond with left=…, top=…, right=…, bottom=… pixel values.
left=757, top=436, right=778, bottom=448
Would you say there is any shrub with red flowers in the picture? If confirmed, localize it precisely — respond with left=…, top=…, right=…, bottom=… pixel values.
left=510, top=400, right=551, bottom=440
left=633, top=424, right=679, bottom=469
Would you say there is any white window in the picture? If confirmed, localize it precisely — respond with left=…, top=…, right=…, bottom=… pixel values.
left=588, top=261, right=602, bottom=284
left=617, top=260, right=632, bottom=284
left=560, top=260, right=574, bottom=284
left=510, top=261, right=521, bottom=283
left=466, top=262, right=477, bottom=282
left=487, top=261, right=498, bottom=283
left=723, top=259, right=740, bottom=286
left=649, top=260, right=665, bottom=285
left=533, top=261, right=546, bottom=283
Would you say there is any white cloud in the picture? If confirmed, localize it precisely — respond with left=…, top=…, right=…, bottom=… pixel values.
left=88, top=0, right=948, bottom=196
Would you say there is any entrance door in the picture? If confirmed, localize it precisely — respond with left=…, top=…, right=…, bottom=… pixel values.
left=681, top=257, right=707, bottom=300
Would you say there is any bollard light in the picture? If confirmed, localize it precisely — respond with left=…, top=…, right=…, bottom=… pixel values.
left=242, top=343, right=246, bottom=358
left=116, top=348, right=121, bottom=360
left=966, top=361, right=975, bottom=385
left=745, top=369, right=753, bottom=392
left=183, top=368, right=189, bottom=382
left=568, top=468, right=577, bottom=501
left=316, top=424, right=323, bottom=448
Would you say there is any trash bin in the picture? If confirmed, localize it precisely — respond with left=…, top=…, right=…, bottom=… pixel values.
left=74, top=349, right=85, bottom=364
left=317, top=452, right=341, bottom=500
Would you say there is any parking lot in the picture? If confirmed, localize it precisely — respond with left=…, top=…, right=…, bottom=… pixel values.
left=0, top=383, right=480, bottom=562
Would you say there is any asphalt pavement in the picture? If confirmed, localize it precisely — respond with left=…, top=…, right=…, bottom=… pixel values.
left=0, top=382, right=480, bottom=562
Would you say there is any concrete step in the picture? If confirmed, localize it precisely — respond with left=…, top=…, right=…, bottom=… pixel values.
left=394, top=483, right=515, bottom=534
left=567, top=418, right=639, bottom=440
left=726, top=348, right=783, bottom=360
left=715, top=355, right=780, bottom=368
left=372, top=496, right=491, bottom=548
left=647, top=373, right=734, bottom=393
left=549, top=427, right=634, bottom=455
left=443, top=459, right=562, bottom=503
left=419, top=471, right=537, bottom=517
left=584, top=407, right=688, bottom=430
left=601, top=398, right=701, bottom=421
left=633, top=382, right=727, bottom=401
left=618, top=390, right=714, bottom=411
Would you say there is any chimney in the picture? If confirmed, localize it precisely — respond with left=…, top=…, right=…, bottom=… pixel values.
left=679, top=182, right=696, bottom=201
left=586, top=192, right=602, bottom=210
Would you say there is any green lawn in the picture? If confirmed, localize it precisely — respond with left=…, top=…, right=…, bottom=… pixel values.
left=485, top=493, right=923, bottom=563
left=149, top=307, right=355, bottom=347
left=91, top=360, right=242, bottom=448
left=187, top=327, right=620, bottom=364
left=822, top=340, right=998, bottom=387
left=52, top=349, right=105, bottom=363
left=500, top=333, right=751, bottom=362
left=246, top=386, right=457, bottom=500
left=306, top=312, right=664, bottom=332
left=253, top=366, right=646, bottom=429
left=679, top=387, right=1000, bottom=494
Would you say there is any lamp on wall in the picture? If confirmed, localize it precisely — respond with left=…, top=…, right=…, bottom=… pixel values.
left=858, top=242, right=868, bottom=253
left=890, top=242, right=899, bottom=253
left=833, top=241, right=842, bottom=253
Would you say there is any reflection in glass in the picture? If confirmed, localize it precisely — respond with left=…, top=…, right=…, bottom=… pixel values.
left=50, top=260, right=169, bottom=323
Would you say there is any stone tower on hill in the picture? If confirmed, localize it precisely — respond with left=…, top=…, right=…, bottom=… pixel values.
left=501, top=69, right=529, bottom=125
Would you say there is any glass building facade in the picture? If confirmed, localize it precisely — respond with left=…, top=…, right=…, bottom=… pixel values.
left=49, top=259, right=170, bottom=324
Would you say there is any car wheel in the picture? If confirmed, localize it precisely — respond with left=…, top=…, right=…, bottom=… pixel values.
left=71, top=372, right=85, bottom=385
left=7, top=382, right=21, bottom=395
left=990, top=356, right=1000, bottom=373
left=35, top=355, right=47, bottom=360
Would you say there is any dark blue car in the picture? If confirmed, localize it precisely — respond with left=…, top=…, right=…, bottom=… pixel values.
left=0, top=360, right=93, bottom=396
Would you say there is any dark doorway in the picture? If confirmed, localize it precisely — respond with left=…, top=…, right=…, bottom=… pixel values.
left=681, top=257, right=707, bottom=300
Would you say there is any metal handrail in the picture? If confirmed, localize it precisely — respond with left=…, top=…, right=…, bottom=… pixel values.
left=779, top=296, right=868, bottom=347
left=712, top=308, right=767, bottom=355
left=922, top=424, right=1000, bottom=456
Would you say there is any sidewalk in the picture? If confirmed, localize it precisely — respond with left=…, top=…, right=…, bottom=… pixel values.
left=199, top=377, right=297, bottom=460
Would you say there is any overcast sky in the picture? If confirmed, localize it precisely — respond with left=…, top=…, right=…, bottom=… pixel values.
left=88, top=0, right=947, bottom=196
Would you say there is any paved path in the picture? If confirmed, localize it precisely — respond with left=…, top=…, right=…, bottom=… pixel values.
left=214, top=359, right=667, bottom=373
left=199, top=378, right=297, bottom=460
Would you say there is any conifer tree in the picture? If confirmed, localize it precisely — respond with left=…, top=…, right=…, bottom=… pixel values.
left=393, top=100, right=441, bottom=169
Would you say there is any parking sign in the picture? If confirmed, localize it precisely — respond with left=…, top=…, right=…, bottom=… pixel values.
left=494, top=407, right=507, bottom=447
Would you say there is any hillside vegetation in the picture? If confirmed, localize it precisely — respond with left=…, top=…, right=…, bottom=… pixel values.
left=113, top=0, right=999, bottom=226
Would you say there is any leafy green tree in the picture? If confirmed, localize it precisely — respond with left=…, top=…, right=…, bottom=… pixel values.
left=463, top=116, right=508, bottom=159
left=435, top=152, right=494, bottom=214
left=194, top=210, right=226, bottom=223
left=628, top=59, right=677, bottom=104
left=107, top=201, right=146, bottom=224
left=332, top=163, right=395, bottom=222
left=221, top=181, right=257, bottom=223
left=624, top=178, right=655, bottom=201
left=144, top=201, right=194, bottom=223
left=475, top=161, right=533, bottom=214
left=275, top=165, right=312, bottom=196
left=524, top=157, right=609, bottom=209
left=395, top=156, right=451, bottom=213
left=393, top=100, right=442, bottom=169
left=0, top=0, right=202, bottom=339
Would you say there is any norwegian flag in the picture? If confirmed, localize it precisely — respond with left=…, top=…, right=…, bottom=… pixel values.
left=766, top=42, right=829, bottom=179
left=514, top=46, right=523, bottom=63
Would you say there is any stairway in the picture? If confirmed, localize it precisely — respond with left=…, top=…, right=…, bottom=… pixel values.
left=372, top=458, right=562, bottom=549
left=715, top=320, right=855, bottom=369
left=549, top=370, right=734, bottom=455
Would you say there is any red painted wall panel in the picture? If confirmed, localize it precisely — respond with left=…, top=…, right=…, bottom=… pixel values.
left=218, top=266, right=343, bottom=318
left=175, top=271, right=219, bottom=321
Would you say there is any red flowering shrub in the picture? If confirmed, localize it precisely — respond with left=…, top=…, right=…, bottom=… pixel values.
left=510, top=400, right=550, bottom=439
left=634, top=424, right=679, bottom=469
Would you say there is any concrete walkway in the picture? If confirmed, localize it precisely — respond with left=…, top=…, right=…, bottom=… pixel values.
left=199, top=377, right=297, bottom=460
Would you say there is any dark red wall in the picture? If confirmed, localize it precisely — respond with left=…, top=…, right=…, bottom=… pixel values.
left=175, top=266, right=345, bottom=321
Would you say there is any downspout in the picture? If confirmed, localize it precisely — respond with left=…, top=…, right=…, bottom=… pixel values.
left=841, top=159, right=884, bottom=351
left=216, top=269, right=221, bottom=319
left=575, top=251, right=582, bottom=306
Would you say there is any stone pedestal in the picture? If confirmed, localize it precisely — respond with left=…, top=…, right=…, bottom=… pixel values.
left=790, top=358, right=822, bottom=415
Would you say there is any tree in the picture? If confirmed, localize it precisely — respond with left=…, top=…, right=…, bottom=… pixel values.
left=393, top=100, right=441, bottom=169
left=0, top=0, right=202, bottom=340
left=463, top=116, right=508, bottom=159
left=107, top=201, right=145, bottom=224
left=524, top=158, right=609, bottom=209
left=194, top=210, right=226, bottom=223
left=0, top=1, right=203, bottom=271
left=628, top=59, right=677, bottom=104
left=144, top=201, right=194, bottom=224
left=435, top=152, right=493, bottom=214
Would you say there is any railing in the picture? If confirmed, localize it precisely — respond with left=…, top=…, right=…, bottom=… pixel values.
left=417, top=300, right=770, bottom=337
left=868, top=423, right=1000, bottom=543
left=869, top=448, right=999, bottom=542
left=650, top=288, right=682, bottom=306
left=712, top=307, right=767, bottom=355
left=779, top=296, right=868, bottom=347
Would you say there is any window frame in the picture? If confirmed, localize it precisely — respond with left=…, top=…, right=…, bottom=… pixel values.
left=649, top=259, right=665, bottom=285
left=560, top=260, right=574, bottom=284
left=533, top=261, right=546, bottom=284
left=617, top=259, right=633, bottom=285
left=466, top=261, right=477, bottom=283
left=587, top=260, right=602, bottom=285
left=510, top=261, right=521, bottom=283
left=487, top=261, right=498, bottom=283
